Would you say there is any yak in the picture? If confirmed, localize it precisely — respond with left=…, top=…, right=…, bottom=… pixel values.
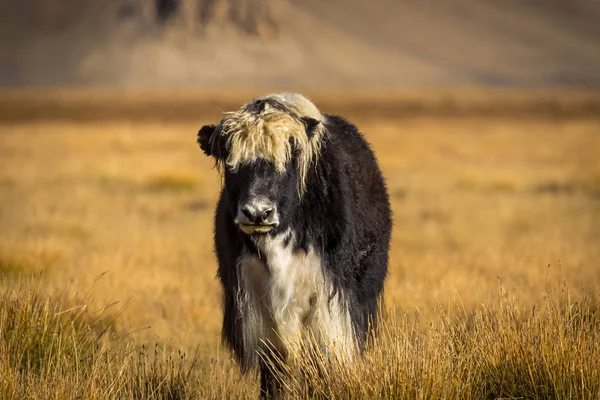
left=197, top=93, right=391, bottom=398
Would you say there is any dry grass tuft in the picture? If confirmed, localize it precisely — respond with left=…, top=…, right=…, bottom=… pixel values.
left=97, top=172, right=138, bottom=193
left=0, top=278, right=202, bottom=400
left=2, top=277, right=597, bottom=399
left=0, top=250, right=61, bottom=277
left=275, top=284, right=600, bottom=399
left=531, top=179, right=600, bottom=198
left=144, top=173, right=202, bottom=193
left=0, top=255, right=28, bottom=277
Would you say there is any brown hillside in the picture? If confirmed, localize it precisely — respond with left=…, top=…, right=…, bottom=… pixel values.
left=1, top=0, right=600, bottom=88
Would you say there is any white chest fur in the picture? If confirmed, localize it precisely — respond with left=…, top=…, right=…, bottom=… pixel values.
left=236, top=230, right=353, bottom=362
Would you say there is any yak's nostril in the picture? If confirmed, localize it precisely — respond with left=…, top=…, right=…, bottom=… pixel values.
left=241, top=207, right=254, bottom=221
left=261, top=208, right=273, bottom=221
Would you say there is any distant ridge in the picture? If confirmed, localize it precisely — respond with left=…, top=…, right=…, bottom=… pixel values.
left=1, top=90, right=599, bottom=122
left=1, top=0, right=600, bottom=89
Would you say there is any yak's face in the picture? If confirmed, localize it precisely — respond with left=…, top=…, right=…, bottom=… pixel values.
left=197, top=95, right=323, bottom=237
left=196, top=123, right=307, bottom=237
left=223, top=158, right=298, bottom=236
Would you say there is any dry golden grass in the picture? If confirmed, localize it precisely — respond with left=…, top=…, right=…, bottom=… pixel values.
left=1, top=95, right=599, bottom=398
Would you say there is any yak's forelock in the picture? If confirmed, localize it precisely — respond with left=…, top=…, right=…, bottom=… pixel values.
left=215, top=93, right=327, bottom=196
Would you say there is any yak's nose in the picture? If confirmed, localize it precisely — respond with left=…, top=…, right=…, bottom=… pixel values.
left=241, top=205, right=273, bottom=223
left=236, top=200, right=277, bottom=226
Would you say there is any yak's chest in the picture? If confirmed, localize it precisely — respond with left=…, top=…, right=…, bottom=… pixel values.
left=237, top=232, right=354, bottom=357
left=239, top=233, right=324, bottom=341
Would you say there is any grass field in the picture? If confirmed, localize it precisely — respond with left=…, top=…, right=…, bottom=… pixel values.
left=1, top=92, right=599, bottom=398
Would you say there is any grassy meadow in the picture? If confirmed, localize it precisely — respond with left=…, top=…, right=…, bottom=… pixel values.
left=0, top=92, right=599, bottom=398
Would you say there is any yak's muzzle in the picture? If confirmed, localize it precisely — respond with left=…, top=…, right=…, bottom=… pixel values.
left=235, top=199, right=279, bottom=235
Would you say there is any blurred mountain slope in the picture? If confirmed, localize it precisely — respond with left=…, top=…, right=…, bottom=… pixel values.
left=1, top=0, right=599, bottom=89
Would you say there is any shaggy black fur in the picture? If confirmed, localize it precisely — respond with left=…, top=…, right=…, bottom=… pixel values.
left=197, top=104, right=392, bottom=398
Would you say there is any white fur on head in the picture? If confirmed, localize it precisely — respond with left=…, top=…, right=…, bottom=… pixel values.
left=215, top=93, right=326, bottom=196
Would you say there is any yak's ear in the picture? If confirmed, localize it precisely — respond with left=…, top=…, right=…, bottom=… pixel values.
left=301, top=117, right=320, bottom=140
left=197, top=125, right=216, bottom=156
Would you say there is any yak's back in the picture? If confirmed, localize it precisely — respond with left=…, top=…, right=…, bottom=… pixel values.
left=323, top=114, right=391, bottom=252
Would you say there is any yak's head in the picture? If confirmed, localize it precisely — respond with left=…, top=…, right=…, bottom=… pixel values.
left=197, top=93, right=325, bottom=237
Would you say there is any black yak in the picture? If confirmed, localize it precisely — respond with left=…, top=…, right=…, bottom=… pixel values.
left=197, top=93, right=391, bottom=398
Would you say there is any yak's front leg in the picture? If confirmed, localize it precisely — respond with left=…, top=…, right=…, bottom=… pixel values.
left=259, top=347, right=286, bottom=399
